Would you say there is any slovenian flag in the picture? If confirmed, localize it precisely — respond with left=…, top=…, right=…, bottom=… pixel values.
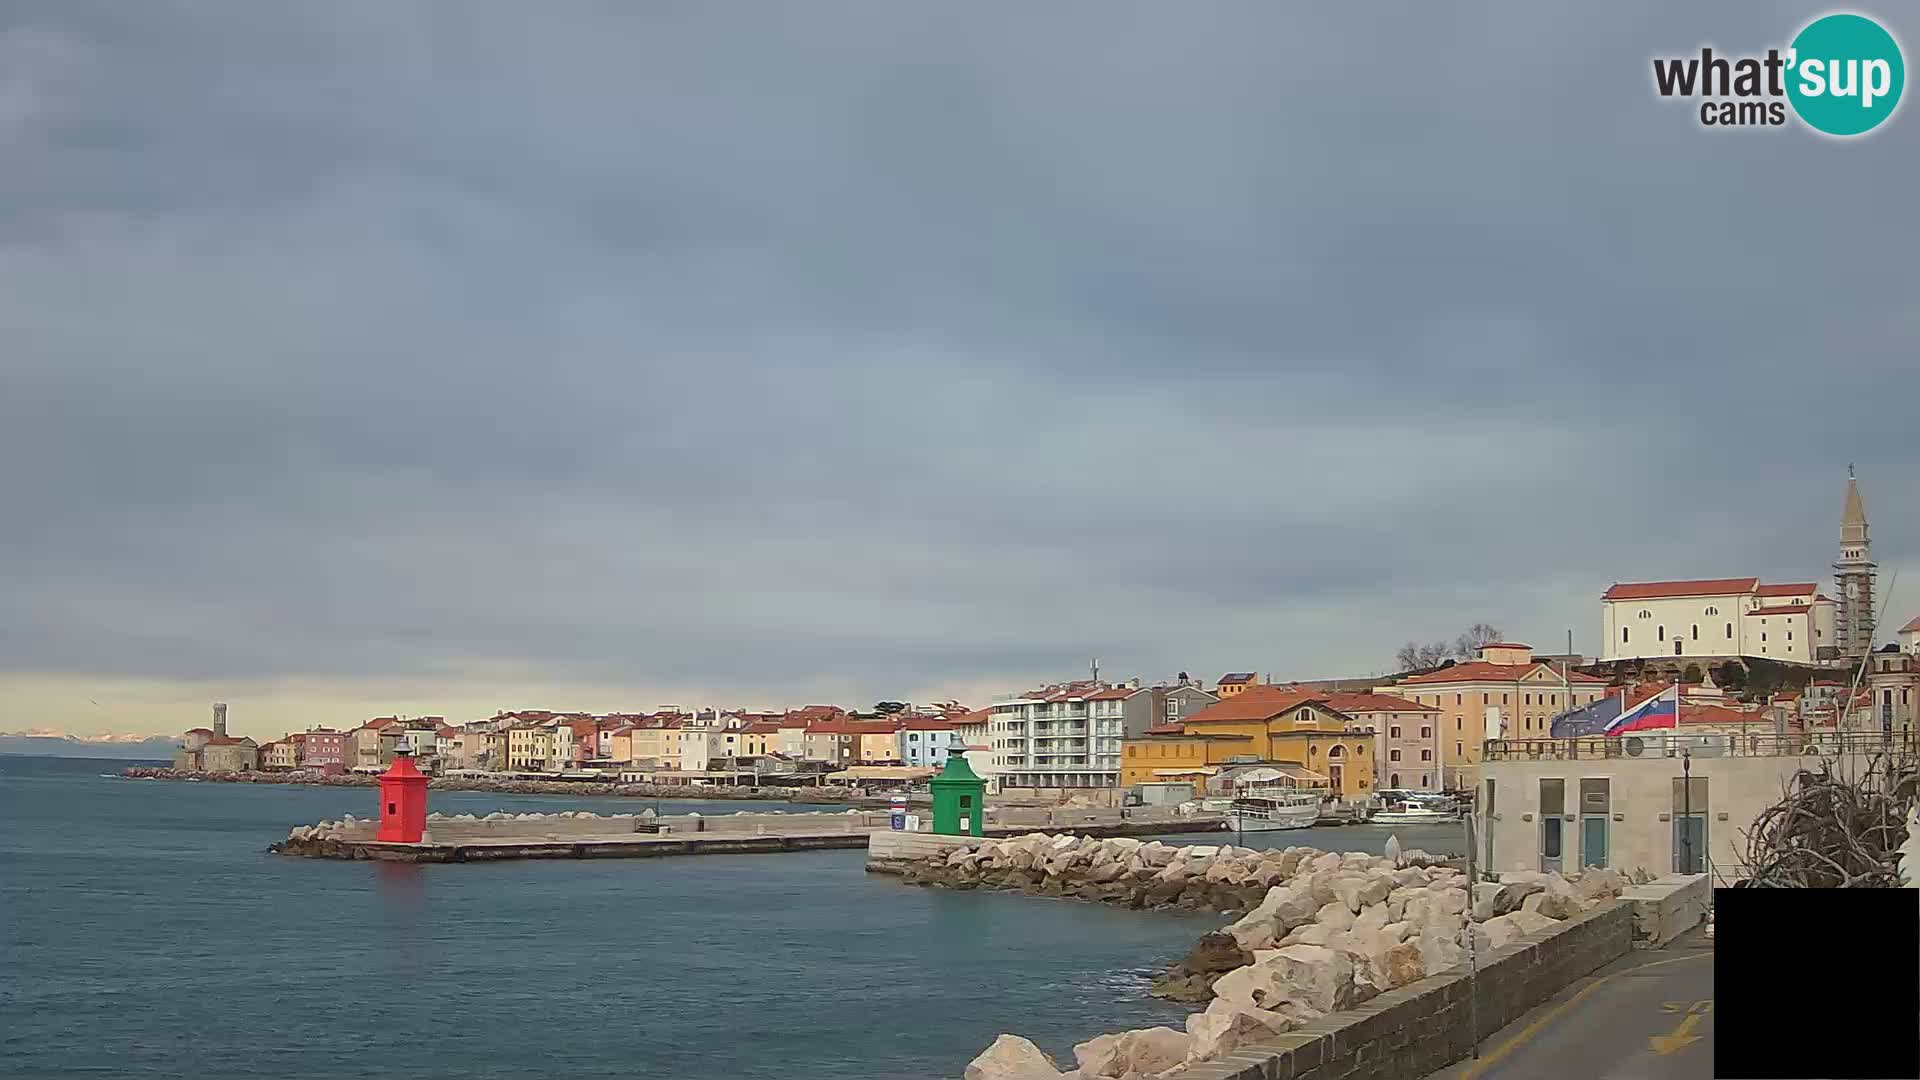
left=1604, top=684, right=1679, bottom=735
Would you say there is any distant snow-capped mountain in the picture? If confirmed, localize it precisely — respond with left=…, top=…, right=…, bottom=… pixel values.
left=0, top=730, right=179, bottom=758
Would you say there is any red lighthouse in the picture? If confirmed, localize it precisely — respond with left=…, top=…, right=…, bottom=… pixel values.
left=375, top=751, right=429, bottom=843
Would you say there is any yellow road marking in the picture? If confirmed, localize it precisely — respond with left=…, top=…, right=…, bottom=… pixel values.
left=1660, top=999, right=1712, bottom=1014
left=1650, top=1009, right=1708, bottom=1055
left=1452, top=952, right=1712, bottom=1080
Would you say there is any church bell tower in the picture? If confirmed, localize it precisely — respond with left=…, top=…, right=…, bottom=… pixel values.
left=1834, top=466, right=1876, bottom=659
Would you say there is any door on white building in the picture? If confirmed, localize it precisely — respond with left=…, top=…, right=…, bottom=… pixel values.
left=1579, top=778, right=1610, bottom=868
left=1538, top=778, right=1565, bottom=873
left=1672, top=776, right=1708, bottom=873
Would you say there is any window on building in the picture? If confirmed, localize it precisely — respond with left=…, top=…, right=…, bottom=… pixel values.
left=1390, top=772, right=1400, bottom=787
left=1705, top=606, right=1719, bottom=616
left=1389, top=725, right=1401, bottom=738
left=1691, top=624, right=1698, bottom=640
left=1657, top=625, right=1665, bottom=641
left=1787, top=631, right=1793, bottom=641
left=1524, top=694, right=1531, bottom=705
left=1419, top=725, right=1432, bottom=739
left=1623, top=627, right=1630, bottom=643
left=1422, top=773, right=1430, bottom=787
left=1726, top=623, right=1733, bottom=639
left=1455, top=741, right=1463, bottom=757
left=1639, top=609, right=1652, bottom=619
left=1502, top=693, right=1509, bottom=704
left=1455, top=717, right=1462, bottom=730
left=1761, top=632, right=1767, bottom=642
left=1389, top=749, right=1401, bottom=762
left=1421, top=749, right=1432, bottom=761
left=1481, top=693, right=1488, bottom=705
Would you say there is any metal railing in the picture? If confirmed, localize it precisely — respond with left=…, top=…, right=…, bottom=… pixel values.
left=1483, top=731, right=1912, bottom=762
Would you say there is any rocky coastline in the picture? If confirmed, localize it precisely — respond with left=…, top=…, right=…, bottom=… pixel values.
left=894, top=834, right=1629, bottom=1080
left=118, top=766, right=868, bottom=804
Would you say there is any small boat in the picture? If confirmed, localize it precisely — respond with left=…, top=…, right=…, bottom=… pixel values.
left=1227, top=791, right=1322, bottom=832
left=1369, top=795, right=1459, bottom=825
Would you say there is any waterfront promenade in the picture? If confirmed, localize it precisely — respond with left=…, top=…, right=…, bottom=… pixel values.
left=1421, top=928, right=1714, bottom=1080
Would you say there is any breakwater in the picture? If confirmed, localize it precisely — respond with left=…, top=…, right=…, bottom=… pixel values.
left=121, top=766, right=869, bottom=803
left=272, top=809, right=1228, bottom=862
left=875, top=832, right=1647, bottom=1080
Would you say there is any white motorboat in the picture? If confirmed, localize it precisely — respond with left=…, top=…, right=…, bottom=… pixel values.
left=1226, top=791, right=1322, bottom=832
left=1368, top=795, right=1459, bottom=825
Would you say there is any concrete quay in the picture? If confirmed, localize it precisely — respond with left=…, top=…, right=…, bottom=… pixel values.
left=270, top=808, right=1226, bottom=863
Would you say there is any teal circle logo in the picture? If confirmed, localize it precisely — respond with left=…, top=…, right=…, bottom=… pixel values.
left=1787, top=13, right=1905, bottom=136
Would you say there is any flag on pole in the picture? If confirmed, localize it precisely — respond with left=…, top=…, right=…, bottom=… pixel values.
left=1604, top=683, right=1679, bottom=735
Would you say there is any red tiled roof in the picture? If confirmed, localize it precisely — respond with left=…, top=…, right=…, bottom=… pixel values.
left=740, top=721, right=783, bottom=734
left=1319, top=692, right=1438, bottom=714
left=953, top=708, right=992, bottom=726
left=805, top=718, right=900, bottom=735
left=1182, top=686, right=1324, bottom=724
left=1602, top=578, right=1758, bottom=601
left=1901, top=616, right=1920, bottom=634
left=566, top=719, right=599, bottom=737
left=183, top=727, right=214, bottom=736
left=1397, top=661, right=1607, bottom=685
left=897, top=717, right=956, bottom=731
left=365, top=716, right=401, bottom=730
left=784, top=705, right=848, bottom=724
left=1143, top=722, right=1187, bottom=735
left=204, top=736, right=255, bottom=746
left=1086, top=687, right=1136, bottom=701
left=1756, top=583, right=1817, bottom=597
left=1746, top=604, right=1811, bottom=616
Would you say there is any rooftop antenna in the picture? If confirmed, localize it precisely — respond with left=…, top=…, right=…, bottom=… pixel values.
left=1091, top=657, right=1101, bottom=684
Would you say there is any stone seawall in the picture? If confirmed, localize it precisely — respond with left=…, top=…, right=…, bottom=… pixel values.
left=932, top=834, right=1641, bottom=1080
left=1179, top=903, right=1636, bottom=1080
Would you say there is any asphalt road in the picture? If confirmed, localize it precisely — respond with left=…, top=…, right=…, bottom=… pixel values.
left=1425, top=929, right=1716, bottom=1080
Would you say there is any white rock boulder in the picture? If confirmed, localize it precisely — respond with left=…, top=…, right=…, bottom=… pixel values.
left=965, top=1034, right=1061, bottom=1080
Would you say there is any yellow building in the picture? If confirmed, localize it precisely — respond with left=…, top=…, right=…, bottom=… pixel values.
left=1124, top=686, right=1377, bottom=798
left=627, top=725, right=683, bottom=770
left=740, top=723, right=778, bottom=756
left=1381, top=643, right=1608, bottom=789
left=262, top=740, right=298, bottom=770
left=507, top=725, right=554, bottom=771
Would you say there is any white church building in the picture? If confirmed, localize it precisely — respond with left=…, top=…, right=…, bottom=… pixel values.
left=1599, top=472, right=1875, bottom=667
left=1600, top=578, right=1835, bottom=664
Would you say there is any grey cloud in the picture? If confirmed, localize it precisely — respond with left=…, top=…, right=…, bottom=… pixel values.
left=2, top=3, right=1916, bottom=711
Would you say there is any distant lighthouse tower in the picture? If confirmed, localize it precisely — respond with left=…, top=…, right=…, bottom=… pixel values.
left=1834, top=466, right=1877, bottom=659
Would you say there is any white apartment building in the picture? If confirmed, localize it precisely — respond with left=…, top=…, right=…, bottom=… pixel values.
left=1600, top=578, right=1836, bottom=664
left=990, top=680, right=1216, bottom=789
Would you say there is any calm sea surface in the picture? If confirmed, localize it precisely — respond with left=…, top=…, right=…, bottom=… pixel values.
left=1, top=755, right=1239, bottom=1080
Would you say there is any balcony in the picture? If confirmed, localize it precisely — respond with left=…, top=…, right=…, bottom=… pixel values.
left=1483, top=731, right=1909, bottom=762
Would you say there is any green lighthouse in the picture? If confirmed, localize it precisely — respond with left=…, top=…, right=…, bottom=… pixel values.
left=929, top=753, right=986, bottom=836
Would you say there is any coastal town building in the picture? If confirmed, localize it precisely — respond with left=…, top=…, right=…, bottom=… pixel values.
left=292, top=728, right=345, bottom=770
left=989, top=679, right=1217, bottom=790
left=1318, top=692, right=1442, bottom=792
left=1599, top=578, right=1836, bottom=665
left=1898, top=616, right=1920, bottom=656
left=348, top=718, right=403, bottom=770
left=1477, top=728, right=1886, bottom=880
left=260, top=739, right=298, bottom=770
left=1381, top=643, right=1608, bottom=789
left=897, top=717, right=964, bottom=767
left=506, top=725, right=552, bottom=771
left=201, top=736, right=259, bottom=773
left=1860, top=649, right=1920, bottom=741
left=1122, top=686, right=1377, bottom=799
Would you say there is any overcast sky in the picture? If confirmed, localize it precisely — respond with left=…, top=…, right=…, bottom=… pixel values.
left=4, top=3, right=1915, bottom=738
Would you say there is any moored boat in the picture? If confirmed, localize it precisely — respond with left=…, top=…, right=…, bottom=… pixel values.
left=1226, top=790, right=1321, bottom=832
